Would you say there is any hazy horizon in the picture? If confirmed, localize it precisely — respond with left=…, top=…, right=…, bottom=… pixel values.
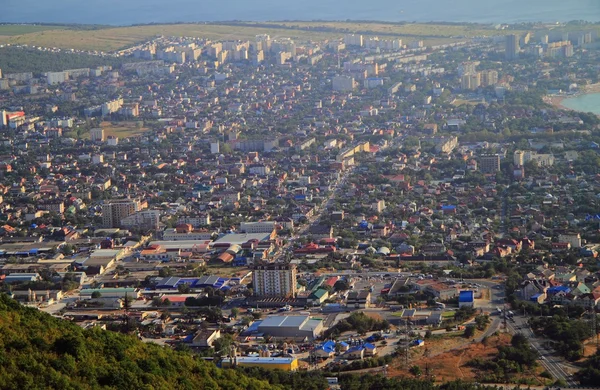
left=2, top=0, right=600, bottom=26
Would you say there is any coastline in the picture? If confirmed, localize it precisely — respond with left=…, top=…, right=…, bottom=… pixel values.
left=545, top=82, right=600, bottom=111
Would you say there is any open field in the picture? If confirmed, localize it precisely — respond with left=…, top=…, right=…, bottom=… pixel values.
left=248, top=21, right=526, bottom=39
left=387, top=333, right=548, bottom=386
left=66, top=121, right=151, bottom=140
left=0, top=24, right=68, bottom=36
left=0, top=22, right=510, bottom=52
left=0, top=24, right=339, bottom=51
left=99, top=121, right=150, bottom=139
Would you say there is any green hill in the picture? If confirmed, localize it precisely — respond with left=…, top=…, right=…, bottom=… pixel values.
left=0, top=294, right=276, bottom=390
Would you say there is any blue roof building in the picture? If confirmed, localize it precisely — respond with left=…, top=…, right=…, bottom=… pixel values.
left=459, top=290, right=474, bottom=308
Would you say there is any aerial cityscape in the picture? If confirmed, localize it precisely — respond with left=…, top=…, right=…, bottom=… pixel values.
left=2, top=6, right=600, bottom=390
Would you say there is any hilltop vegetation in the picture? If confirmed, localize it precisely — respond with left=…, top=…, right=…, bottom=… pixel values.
left=0, top=294, right=274, bottom=390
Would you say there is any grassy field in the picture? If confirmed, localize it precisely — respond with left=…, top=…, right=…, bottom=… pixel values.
left=0, top=22, right=514, bottom=52
left=0, top=24, right=340, bottom=51
left=99, top=121, right=150, bottom=139
left=249, top=21, right=525, bottom=39
left=0, top=24, right=68, bottom=36
left=66, top=121, right=150, bottom=140
left=1, top=21, right=594, bottom=53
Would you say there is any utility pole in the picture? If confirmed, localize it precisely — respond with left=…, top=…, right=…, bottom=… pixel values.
left=591, top=307, right=598, bottom=352
left=405, top=319, right=411, bottom=367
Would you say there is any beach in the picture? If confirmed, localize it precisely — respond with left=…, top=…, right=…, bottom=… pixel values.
left=545, top=82, right=600, bottom=111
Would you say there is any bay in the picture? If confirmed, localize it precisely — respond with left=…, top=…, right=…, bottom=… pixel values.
left=1, top=0, right=600, bottom=26
left=561, top=93, right=600, bottom=115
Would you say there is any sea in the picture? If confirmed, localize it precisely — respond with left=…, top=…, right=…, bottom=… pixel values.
left=561, top=94, right=600, bottom=115
left=1, top=0, right=600, bottom=26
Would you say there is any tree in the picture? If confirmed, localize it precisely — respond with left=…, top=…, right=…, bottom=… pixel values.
left=475, top=314, right=490, bottom=331
left=333, top=279, right=350, bottom=291
left=463, top=325, right=476, bottom=338
left=231, top=307, right=240, bottom=319
left=409, top=365, right=422, bottom=377
left=91, top=291, right=102, bottom=299
left=178, top=283, right=191, bottom=293
left=151, top=297, right=164, bottom=308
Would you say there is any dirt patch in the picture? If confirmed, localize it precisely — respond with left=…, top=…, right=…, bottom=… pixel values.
left=387, top=333, right=511, bottom=382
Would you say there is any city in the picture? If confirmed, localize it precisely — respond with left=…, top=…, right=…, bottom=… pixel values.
left=0, top=19, right=600, bottom=390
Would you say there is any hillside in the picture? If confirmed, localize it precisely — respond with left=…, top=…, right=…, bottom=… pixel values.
left=0, top=294, right=276, bottom=390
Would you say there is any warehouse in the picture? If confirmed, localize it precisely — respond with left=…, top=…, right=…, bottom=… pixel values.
left=252, top=315, right=324, bottom=340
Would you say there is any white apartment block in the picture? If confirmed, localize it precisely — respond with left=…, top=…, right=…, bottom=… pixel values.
left=90, top=128, right=105, bottom=142
left=514, top=150, right=554, bottom=166
left=47, top=72, right=69, bottom=85
left=332, top=75, right=356, bottom=91
left=344, top=34, right=364, bottom=47
left=120, top=210, right=160, bottom=230
left=101, top=98, right=124, bottom=116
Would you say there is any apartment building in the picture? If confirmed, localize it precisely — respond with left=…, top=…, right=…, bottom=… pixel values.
left=253, top=262, right=297, bottom=298
left=479, top=154, right=501, bottom=174
left=102, top=198, right=143, bottom=228
left=120, top=210, right=160, bottom=230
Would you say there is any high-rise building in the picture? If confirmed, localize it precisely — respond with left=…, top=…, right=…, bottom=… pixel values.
left=461, top=73, right=481, bottom=90
left=332, top=75, right=356, bottom=91
left=253, top=262, right=297, bottom=298
left=120, top=210, right=160, bottom=230
left=480, top=154, right=501, bottom=174
left=102, top=198, right=143, bottom=228
left=480, top=70, right=499, bottom=86
left=90, top=128, right=105, bottom=142
left=505, top=34, right=520, bottom=60
left=344, top=34, right=364, bottom=47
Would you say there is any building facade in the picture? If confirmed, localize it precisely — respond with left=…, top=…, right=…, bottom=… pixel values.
left=253, top=262, right=297, bottom=297
left=102, top=198, right=143, bottom=228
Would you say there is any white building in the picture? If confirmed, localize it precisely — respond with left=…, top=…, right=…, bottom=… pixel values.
left=332, top=75, right=356, bottom=91
left=120, top=210, right=161, bottom=230
left=162, top=229, right=212, bottom=241
left=559, top=233, right=582, bottom=248
left=90, top=128, right=105, bottom=142
left=101, top=98, right=124, bottom=116
left=47, top=71, right=69, bottom=85
left=240, top=221, right=276, bottom=234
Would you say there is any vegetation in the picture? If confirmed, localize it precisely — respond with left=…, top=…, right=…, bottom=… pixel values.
left=0, top=47, right=142, bottom=74
left=468, top=334, right=538, bottom=383
left=576, top=351, right=600, bottom=386
left=333, top=355, right=394, bottom=372
left=529, top=315, right=592, bottom=361
left=324, top=312, right=389, bottom=338
left=0, top=294, right=275, bottom=390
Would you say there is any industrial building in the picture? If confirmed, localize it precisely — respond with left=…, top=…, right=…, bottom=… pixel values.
left=245, top=315, right=323, bottom=340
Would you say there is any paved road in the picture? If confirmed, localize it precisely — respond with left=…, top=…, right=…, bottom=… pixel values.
left=507, top=315, right=578, bottom=387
